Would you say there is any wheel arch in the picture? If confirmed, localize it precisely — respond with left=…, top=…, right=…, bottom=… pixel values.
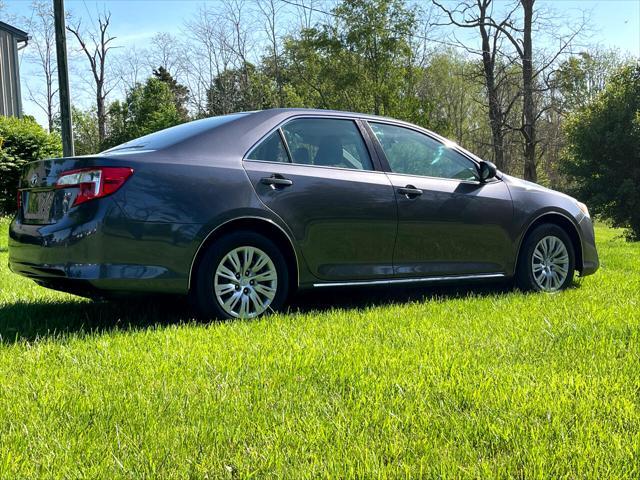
left=188, top=217, right=299, bottom=294
left=516, top=212, right=584, bottom=274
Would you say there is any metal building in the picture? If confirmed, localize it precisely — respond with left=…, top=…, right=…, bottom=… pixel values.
left=0, top=21, right=29, bottom=117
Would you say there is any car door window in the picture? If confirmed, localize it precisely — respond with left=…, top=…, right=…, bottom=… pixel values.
left=246, top=130, right=290, bottom=163
left=369, top=122, right=478, bottom=181
left=281, top=118, right=374, bottom=171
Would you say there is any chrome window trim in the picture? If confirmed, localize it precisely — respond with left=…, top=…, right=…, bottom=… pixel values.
left=384, top=170, right=491, bottom=186
left=243, top=158, right=390, bottom=175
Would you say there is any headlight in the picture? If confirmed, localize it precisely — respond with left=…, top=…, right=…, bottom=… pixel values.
left=576, top=201, right=590, bottom=218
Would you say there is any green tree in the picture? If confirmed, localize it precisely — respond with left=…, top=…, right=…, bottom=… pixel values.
left=282, top=0, right=417, bottom=117
left=153, top=66, right=190, bottom=121
left=536, top=49, right=625, bottom=189
left=206, top=64, right=276, bottom=116
left=71, top=107, right=100, bottom=155
left=417, top=52, right=489, bottom=150
left=562, top=64, right=640, bottom=239
left=555, top=50, right=626, bottom=113
left=53, top=107, right=100, bottom=155
left=0, top=116, right=62, bottom=214
left=104, top=77, right=183, bottom=148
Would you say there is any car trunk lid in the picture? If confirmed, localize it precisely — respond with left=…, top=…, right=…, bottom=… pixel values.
left=17, top=156, right=123, bottom=225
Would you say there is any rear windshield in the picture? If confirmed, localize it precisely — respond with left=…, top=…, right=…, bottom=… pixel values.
left=101, top=112, right=250, bottom=153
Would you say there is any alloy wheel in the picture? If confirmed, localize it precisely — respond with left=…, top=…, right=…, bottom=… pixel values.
left=214, top=246, right=278, bottom=318
left=531, top=235, right=570, bottom=292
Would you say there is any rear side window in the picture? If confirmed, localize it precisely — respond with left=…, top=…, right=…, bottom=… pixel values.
left=246, top=131, right=290, bottom=163
left=281, top=118, right=373, bottom=171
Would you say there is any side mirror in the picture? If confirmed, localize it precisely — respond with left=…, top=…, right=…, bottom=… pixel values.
left=478, top=161, right=497, bottom=182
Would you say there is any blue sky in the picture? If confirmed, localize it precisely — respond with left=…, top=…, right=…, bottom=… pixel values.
left=4, top=0, right=640, bottom=126
left=8, top=0, right=639, bottom=52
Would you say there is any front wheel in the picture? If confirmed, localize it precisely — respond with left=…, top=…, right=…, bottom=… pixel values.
left=192, top=231, right=289, bottom=319
left=516, top=224, right=575, bottom=293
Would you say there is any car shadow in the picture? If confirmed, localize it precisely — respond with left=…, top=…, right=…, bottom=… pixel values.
left=0, top=280, right=519, bottom=344
left=288, top=280, right=516, bottom=313
left=0, top=295, right=194, bottom=344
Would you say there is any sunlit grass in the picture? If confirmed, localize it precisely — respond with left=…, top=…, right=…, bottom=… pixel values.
left=0, top=217, right=638, bottom=478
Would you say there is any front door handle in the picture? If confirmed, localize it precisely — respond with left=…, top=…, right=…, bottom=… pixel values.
left=397, top=185, right=423, bottom=198
left=260, top=175, right=293, bottom=188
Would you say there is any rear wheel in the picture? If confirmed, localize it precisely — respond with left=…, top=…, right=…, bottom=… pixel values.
left=516, top=224, right=575, bottom=292
left=192, top=231, right=289, bottom=319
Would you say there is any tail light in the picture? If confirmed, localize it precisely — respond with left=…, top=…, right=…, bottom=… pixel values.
left=17, top=190, right=22, bottom=210
left=55, top=167, right=134, bottom=206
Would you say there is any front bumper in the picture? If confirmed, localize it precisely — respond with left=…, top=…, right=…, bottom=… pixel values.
left=578, top=215, right=599, bottom=276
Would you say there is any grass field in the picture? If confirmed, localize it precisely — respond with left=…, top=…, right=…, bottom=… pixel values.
left=0, top=217, right=638, bottom=478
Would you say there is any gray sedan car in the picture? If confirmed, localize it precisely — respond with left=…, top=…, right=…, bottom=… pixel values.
left=9, top=109, right=599, bottom=319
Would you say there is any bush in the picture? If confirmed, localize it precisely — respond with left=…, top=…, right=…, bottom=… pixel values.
left=0, top=116, right=62, bottom=215
left=562, top=64, right=640, bottom=240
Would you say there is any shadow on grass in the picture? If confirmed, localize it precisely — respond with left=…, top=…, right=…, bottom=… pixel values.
left=0, top=280, right=518, bottom=344
left=0, top=296, right=194, bottom=344
left=289, top=280, right=516, bottom=313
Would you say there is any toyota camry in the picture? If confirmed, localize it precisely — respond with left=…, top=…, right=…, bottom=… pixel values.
left=9, top=109, right=599, bottom=319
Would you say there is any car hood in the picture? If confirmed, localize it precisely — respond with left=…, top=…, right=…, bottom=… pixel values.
left=500, top=173, right=576, bottom=201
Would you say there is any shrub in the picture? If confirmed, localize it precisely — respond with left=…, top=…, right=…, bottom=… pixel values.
left=0, top=116, right=62, bottom=215
left=562, top=64, right=640, bottom=240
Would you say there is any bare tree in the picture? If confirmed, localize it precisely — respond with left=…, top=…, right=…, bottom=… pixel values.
left=111, top=45, right=146, bottom=94
left=223, top=0, right=254, bottom=91
left=182, top=5, right=234, bottom=115
left=488, top=0, right=587, bottom=181
left=147, top=32, right=185, bottom=78
left=256, top=0, right=285, bottom=106
left=280, top=0, right=333, bottom=31
left=432, top=0, right=521, bottom=171
left=182, top=0, right=259, bottom=116
left=24, top=1, right=58, bottom=132
left=67, top=12, right=118, bottom=144
left=520, top=0, right=537, bottom=181
left=432, top=0, right=587, bottom=181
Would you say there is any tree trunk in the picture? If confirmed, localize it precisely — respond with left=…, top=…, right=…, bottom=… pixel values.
left=96, top=87, right=106, bottom=145
left=482, top=50, right=505, bottom=170
left=47, top=101, right=54, bottom=133
left=521, top=0, right=537, bottom=181
left=479, top=8, right=505, bottom=170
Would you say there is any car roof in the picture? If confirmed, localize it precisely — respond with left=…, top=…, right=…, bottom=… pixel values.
left=247, top=107, right=409, bottom=124
left=101, top=108, right=473, bottom=166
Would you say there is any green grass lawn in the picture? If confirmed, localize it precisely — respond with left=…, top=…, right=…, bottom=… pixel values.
left=0, top=217, right=638, bottom=479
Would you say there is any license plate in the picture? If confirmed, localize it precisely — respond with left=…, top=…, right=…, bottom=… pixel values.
left=24, top=191, right=55, bottom=221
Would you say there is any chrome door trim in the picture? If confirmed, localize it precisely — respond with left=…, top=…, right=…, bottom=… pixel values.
left=312, top=272, right=505, bottom=288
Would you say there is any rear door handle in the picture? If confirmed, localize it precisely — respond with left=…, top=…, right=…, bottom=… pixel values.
left=260, top=175, right=293, bottom=188
left=397, top=185, right=423, bottom=198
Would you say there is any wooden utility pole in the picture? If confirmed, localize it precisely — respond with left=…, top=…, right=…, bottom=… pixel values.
left=53, top=0, right=74, bottom=157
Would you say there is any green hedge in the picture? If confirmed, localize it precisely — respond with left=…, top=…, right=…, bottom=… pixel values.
left=0, top=116, right=62, bottom=215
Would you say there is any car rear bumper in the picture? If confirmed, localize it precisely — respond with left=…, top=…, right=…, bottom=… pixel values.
left=8, top=205, right=200, bottom=295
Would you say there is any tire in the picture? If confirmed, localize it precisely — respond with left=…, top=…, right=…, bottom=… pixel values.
left=191, top=231, right=289, bottom=319
left=516, top=223, right=575, bottom=292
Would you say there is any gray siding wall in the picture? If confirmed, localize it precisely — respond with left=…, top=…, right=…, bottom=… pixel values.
left=0, top=29, right=23, bottom=117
